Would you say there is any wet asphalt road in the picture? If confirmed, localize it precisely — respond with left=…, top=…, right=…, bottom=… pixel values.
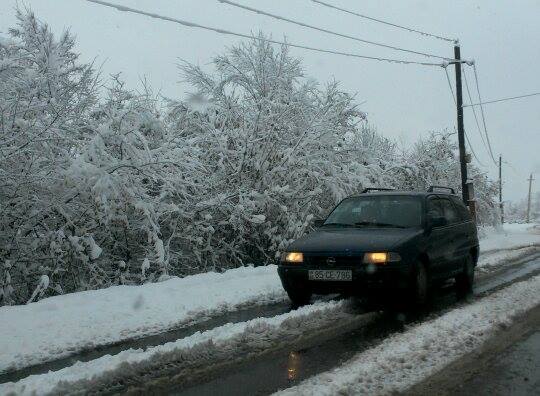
left=156, top=254, right=540, bottom=396
left=407, top=302, right=540, bottom=396
left=459, top=330, right=540, bottom=396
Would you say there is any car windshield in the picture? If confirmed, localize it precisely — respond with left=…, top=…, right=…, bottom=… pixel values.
left=324, top=195, right=423, bottom=228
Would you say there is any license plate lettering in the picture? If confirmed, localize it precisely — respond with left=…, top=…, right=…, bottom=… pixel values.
left=308, top=270, right=352, bottom=281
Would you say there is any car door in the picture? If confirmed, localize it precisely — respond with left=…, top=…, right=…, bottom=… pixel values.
left=425, top=196, right=452, bottom=278
left=438, top=197, right=461, bottom=274
left=449, top=196, right=476, bottom=263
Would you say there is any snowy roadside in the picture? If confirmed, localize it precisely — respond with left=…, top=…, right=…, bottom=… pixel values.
left=275, top=273, right=540, bottom=396
left=477, top=223, right=540, bottom=272
left=0, top=300, right=373, bottom=396
left=479, top=223, right=539, bottom=253
left=0, top=265, right=285, bottom=374
left=0, top=223, right=538, bottom=376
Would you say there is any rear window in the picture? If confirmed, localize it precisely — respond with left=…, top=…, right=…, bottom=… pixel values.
left=325, top=195, right=423, bottom=228
left=439, top=198, right=459, bottom=224
left=449, top=196, right=472, bottom=221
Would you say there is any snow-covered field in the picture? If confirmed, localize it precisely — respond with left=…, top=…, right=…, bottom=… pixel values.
left=0, top=223, right=538, bottom=381
left=275, top=273, right=540, bottom=396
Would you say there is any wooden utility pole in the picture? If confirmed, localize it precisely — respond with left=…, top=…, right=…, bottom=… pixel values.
left=453, top=45, right=468, bottom=204
left=526, top=174, right=534, bottom=223
left=499, top=155, right=503, bottom=224
left=453, top=45, right=476, bottom=220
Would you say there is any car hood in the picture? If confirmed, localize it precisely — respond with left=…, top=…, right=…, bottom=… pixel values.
left=287, top=227, right=422, bottom=254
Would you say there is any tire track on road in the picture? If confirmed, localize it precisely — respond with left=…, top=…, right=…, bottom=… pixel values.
left=153, top=255, right=540, bottom=396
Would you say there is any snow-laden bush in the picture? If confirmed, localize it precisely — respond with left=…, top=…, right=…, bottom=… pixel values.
left=0, top=10, right=98, bottom=304
left=64, top=75, right=209, bottom=286
left=392, top=132, right=498, bottom=225
left=1, top=12, right=499, bottom=305
left=168, top=37, right=396, bottom=269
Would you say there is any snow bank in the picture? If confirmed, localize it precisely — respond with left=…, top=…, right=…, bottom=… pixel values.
left=477, top=223, right=540, bottom=271
left=479, top=223, right=540, bottom=254
left=0, top=300, right=369, bottom=395
left=0, top=265, right=284, bottom=373
left=276, top=273, right=540, bottom=396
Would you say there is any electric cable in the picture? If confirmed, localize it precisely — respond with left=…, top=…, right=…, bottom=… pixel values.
left=85, top=0, right=449, bottom=67
left=471, top=64, right=498, bottom=164
left=463, top=92, right=540, bottom=107
left=462, top=65, right=494, bottom=164
left=310, top=0, right=456, bottom=43
left=219, top=0, right=455, bottom=61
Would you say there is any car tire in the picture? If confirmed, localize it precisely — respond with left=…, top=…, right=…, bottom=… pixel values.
left=285, top=286, right=312, bottom=307
left=410, top=261, right=429, bottom=307
left=455, top=254, right=475, bottom=295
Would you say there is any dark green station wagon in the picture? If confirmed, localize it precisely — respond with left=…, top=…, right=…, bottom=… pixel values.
left=278, top=187, right=479, bottom=306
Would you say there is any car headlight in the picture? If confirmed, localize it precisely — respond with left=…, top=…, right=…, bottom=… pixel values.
left=281, top=252, right=304, bottom=263
left=363, top=252, right=401, bottom=264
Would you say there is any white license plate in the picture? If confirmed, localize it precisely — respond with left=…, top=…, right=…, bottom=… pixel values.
left=308, top=270, right=352, bottom=281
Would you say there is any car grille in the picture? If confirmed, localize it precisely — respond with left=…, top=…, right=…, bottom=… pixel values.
left=306, top=255, right=363, bottom=267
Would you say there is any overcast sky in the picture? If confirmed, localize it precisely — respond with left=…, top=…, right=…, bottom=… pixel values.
left=1, top=0, right=538, bottom=202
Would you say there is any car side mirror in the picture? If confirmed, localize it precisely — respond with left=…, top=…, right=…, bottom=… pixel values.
left=313, top=219, right=325, bottom=228
left=429, top=216, right=448, bottom=229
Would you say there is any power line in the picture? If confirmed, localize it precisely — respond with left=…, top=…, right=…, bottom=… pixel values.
left=219, top=0, right=454, bottom=61
left=311, top=0, right=456, bottom=43
left=464, top=130, right=486, bottom=167
left=462, top=65, right=494, bottom=165
left=463, top=91, right=540, bottom=107
left=446, top=73, right=485, bottom=167
left=471, top=63, right=498, bottom=164
left=502, top=158, right=520, bottom=176
left=85, top=0, right=448, bottom=67
left=444, top=67, right=456, bottom=104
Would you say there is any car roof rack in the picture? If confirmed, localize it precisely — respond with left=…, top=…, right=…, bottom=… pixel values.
left=427, top=185, right=456, bottom=194
left=362, top=187, right=395, bottom=193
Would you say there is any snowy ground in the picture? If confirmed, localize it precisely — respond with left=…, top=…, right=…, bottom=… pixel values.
left=275, top=273, right=540, bottom=396
left=0, top=265, right=286, bottom=374
left=0, top=300, right=372, bottom=395
left=0, top=223, right=538, bottom=379
left=476, top=223, right=540, bottom=272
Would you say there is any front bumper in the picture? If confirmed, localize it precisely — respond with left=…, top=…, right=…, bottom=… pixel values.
left=277, top=262, right=412, bottom=296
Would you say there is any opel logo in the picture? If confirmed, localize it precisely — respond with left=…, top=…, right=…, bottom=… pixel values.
left=326, top=257, right=336, bottom=266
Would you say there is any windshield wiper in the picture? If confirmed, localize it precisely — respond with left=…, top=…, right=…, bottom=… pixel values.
left=354, top=221, right=406, bottom=228
left=321, top=222, right=354, bottom=228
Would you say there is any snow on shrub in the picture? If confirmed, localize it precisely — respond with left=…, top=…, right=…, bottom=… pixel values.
left=0, top=12, right=499, bottom=305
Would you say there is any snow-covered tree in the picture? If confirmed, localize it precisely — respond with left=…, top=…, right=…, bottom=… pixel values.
left=534, top=191, right=540, bottom=221
left=66, top=76, right=204, bottom=285
left=505, top=199, right=528, bottom=223
left=169, top=35, right=387, bottom=269
left=393, top=131, right=498, bottom=225
left=1, top=12, right=503, bottom=305
left=0, top=9, right=98, bottom=303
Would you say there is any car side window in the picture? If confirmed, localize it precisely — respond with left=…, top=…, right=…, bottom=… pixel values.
left=439, top=198, right=459, bottom=224
left=449, top=196, right=471, bottom=221
left=427, top=197, right=443, bottom=218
